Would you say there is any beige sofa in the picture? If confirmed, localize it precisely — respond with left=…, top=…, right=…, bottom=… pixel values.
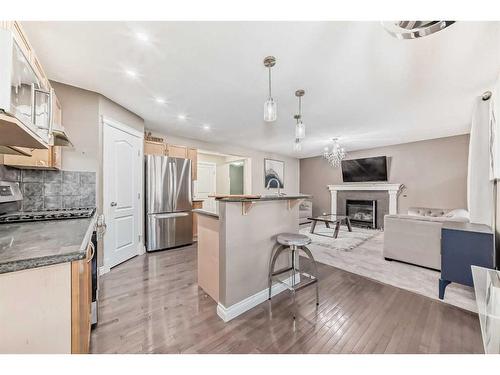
left=383, top=207, right=470, bottom=270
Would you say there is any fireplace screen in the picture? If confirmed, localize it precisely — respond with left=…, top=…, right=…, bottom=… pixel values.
left=346, top=199, right=377, bottom=228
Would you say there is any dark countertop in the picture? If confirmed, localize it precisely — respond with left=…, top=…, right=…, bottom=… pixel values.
left=215, top=194, right=312, bottom=202
left=0, top=214, right=97, bottom=274
left=193, top=209, right=219, bottom=218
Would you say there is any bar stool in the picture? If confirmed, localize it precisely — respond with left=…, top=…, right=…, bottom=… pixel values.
left=268, top=233, right=319, bottom=319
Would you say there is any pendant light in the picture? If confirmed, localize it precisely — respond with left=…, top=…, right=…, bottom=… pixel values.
left=294, top=89, right=305, bottom=139
left=263, top=56, right=277, bottom=122
left=293, top=138, right=302, bottom=152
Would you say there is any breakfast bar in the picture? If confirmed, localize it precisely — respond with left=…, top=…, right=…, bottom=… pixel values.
left=194, top=194, right=311, bottom=322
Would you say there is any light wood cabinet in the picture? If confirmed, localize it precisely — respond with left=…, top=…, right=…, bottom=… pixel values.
left=51, top=90, right=62, bottom=130
left=10, top=21, right=32, bottom=64
left=146, top=142, right=197, bottom=181
left=71, top=242, right=93, bottom=354
left=166, top=145, right=198, bottom=181
left=3, top=146, right=62, bottom=169
left=187, top=147, right=198, bottom=180
left=32, top=55, right=49, bottom=91
left=1, top=21, right=50, bottom=90
left=2, top=89, right=62, bottom=167
left=0, top=226, right=94, bottom=354
left=166, top=144, right=188, bottom=158
left=0, top=22, right=59, bottom=150
left=144, top=140, right=167, bottom=156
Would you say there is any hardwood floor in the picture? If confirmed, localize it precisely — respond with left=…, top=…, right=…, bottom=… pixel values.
left=90, top=242, right=483, bottom=354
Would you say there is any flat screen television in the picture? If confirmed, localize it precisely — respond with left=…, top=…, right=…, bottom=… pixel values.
left=341, top=156, right=388, bottom=182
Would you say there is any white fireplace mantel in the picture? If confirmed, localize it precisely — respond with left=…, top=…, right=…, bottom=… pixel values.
left=327, top=183, right=403, bottom=215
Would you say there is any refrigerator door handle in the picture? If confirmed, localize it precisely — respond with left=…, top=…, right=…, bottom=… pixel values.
left=151, top=212, right=190, bottom=219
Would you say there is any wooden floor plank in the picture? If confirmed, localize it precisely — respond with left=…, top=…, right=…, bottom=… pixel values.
left=91, top=242, right=483, bottom=354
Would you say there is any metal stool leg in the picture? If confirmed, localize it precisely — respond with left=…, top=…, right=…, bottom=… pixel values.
left=290, top=245, right=298, bottom=320
left=268, top=244, right=287, bottom=300
left=301, top=245, right=320, bottom=306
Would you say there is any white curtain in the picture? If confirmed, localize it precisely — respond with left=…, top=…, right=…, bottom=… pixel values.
left=467, top=96, right=495, bottom=226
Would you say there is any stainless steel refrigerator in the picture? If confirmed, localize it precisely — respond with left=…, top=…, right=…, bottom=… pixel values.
left=145, top=155, right=193, bottom=251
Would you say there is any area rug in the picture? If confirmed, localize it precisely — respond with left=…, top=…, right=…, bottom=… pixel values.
left=299, top=224, right=477, bottom=312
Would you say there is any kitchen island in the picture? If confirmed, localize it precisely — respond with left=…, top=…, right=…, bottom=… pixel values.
left=0, top=214, right=97, bottom=353
left=194, top=194, right=311, bottom=322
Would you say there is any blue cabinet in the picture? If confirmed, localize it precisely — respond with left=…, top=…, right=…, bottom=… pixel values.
left=439, top=222, right=495, bottom=299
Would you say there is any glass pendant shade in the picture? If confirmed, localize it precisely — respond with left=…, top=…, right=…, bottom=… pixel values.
left=293, top=139, right=302, bottom=152
left=264, top=97, right=277, bottom=122
left=295, top=120, right=305, bottom=139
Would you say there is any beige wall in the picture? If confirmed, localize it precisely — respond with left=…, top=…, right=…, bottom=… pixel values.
left=51, top=81, right=100, bottom=172
left=218, top=200, right=297, bottom=309
left=98, top=96, right=144, bottom=133
left=148, top=131, right=300, bottom=195
left=52, top=82, right=145, bottom=174
left=300, top=134, right=470, bottom=216
left=52, top=81, right=145, bottom=266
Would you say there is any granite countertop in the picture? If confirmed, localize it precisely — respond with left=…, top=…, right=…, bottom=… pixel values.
left=215, top=194, right=312, bottom=202
left=0, top=214, right=97, bottom=274
left=193, top=209, right=219, bottom=218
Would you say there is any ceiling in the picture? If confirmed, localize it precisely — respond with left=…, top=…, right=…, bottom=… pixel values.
left=23, top=21, right=500, bottom=158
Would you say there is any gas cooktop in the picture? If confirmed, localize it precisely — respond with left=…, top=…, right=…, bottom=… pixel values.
left=0, top=207, right=96, bottom=224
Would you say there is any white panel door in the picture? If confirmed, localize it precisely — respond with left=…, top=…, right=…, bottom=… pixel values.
left=197, top=162, right=217, bottom=213
left=103, top=120, right=142, bottom=268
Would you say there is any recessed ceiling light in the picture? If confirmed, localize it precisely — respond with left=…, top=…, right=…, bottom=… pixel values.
left=203, top=124, right=211, bottom=131
left=155, top=97, right=166, bottom=104
left=135, top=32, right=149, bottom=42
left=177, top=114, right=187, bottom=121
left=125, top=69, right=138, bottom=78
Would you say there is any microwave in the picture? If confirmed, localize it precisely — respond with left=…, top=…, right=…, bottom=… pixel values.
left=0, top=29, right=50, bottom=143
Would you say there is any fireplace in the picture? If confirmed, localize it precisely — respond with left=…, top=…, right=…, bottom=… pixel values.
left=346, top=199, right=377, bottom=229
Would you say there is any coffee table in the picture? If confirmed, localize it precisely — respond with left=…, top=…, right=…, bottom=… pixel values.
left=308, top=214, right=352, bottom=239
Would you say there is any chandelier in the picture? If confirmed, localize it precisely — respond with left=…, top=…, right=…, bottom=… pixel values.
left=323, top=138, right=346, bottom=167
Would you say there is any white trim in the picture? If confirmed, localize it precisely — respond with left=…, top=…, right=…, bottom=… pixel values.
left=98, top=265, right=110, bottom=276
left=327, top=183, right=403, bottom=192
left=216, top=275, right=294, bottom=322
left=197, top=161, right=217, bottom=167
left=327, top=183, right=403, bottom=215
left=101, top=116, right=144, bottom=138
left=138, top=243, right=146, bottom=256
left=101, top=117, right=144, bottom=271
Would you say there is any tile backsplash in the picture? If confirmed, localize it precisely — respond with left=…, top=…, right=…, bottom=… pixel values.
left=0, top=165, right=96, bottom=211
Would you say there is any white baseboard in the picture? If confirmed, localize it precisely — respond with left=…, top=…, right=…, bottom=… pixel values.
left=216, top=275, right=296, bottom=322
left=98, top=265, right=110, bottom=276
left=137, top=243, right=146, bottom=256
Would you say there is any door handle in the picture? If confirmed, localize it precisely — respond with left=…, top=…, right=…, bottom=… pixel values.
left=152, top=212, right=189, bottom=219
left=87, top=241, right=95, bottom=263
left=110, top=202, right=117, bottom=207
